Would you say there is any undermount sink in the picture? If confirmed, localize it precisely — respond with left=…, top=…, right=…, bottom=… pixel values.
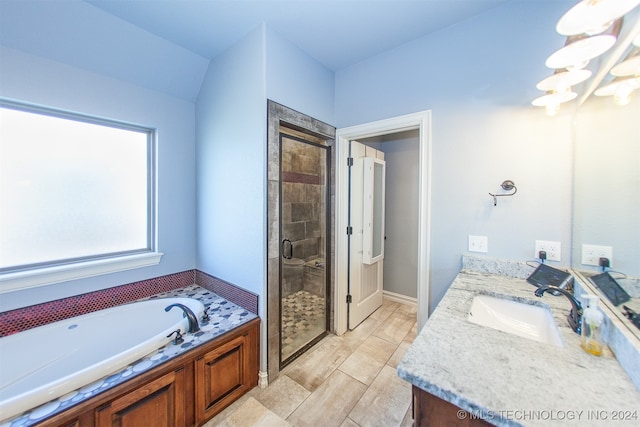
left=468, top=294, right=563, bottom=347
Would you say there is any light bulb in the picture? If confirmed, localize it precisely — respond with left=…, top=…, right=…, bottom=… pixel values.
left=614, top=86, right=634, bottom=105
left=532, top=90, right=577, bottom=116
left=545, top=103, right=560, bottom=116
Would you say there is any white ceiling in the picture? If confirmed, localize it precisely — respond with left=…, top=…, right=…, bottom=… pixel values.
left=86, top=0, right=512, bottom=71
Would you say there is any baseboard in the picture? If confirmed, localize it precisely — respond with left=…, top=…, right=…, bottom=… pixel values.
left=258, top=370, right=269, bottom=389
left=383, top=290, right=417, bottom=307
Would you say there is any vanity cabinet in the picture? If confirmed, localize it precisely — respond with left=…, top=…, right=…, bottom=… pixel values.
left=37, top=318, right=259, bottom=427
left=413, top=386, right=493, bottom=427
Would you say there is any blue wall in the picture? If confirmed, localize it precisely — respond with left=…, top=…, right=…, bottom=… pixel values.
left=195, top=25, right=267, bottom=298
left=265, top=28, right=335, bottom=125
left=0, top=46, right=197, bottom=311
left=335, top=0, right=576, bottom=311
left=195, top=25, right=335, bottom=316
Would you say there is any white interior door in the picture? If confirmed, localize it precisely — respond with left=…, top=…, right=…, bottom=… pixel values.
left=348, top=141, right=385, bottom=329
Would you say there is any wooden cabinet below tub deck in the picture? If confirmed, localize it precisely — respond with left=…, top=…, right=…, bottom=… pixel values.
left=195, top=330, right=255, bottom=424
left=95, top=368, right=186, bottom=427
left=412, top=386, right=494, bottom=427
left=36, top=318, right=260, bottom=427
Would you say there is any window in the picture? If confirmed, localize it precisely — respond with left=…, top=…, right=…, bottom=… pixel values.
left=0, top=99, right=161, bottom=292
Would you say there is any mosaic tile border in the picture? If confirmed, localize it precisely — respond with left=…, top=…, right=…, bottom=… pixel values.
left=0, top=270, right=258, bottom=337
left=0, top=271, right=195, bottom=337
left=196, top=270, right=259, bottom=315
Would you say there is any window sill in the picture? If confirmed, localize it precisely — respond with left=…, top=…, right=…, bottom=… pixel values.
left=0, top=252, right=164, bottom=293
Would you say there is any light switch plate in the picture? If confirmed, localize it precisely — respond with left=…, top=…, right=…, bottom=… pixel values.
left=468, top=235, right=488, bottom=253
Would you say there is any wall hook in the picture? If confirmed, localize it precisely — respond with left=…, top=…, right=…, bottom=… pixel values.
left=489, top=180, right=517, bottom=206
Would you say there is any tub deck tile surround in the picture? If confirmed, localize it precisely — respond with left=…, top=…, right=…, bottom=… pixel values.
left=0, top=270, right=258, bottom=337
left=2, top=285, right=258, bottom=427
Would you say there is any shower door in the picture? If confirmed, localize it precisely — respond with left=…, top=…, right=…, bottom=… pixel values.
left=280, top=132, right=329, bottom=366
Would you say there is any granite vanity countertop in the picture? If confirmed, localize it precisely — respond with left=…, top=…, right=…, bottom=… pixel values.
left=4, top=285, right=258, bottom=427
left=397, top=270, right=640, bottom=427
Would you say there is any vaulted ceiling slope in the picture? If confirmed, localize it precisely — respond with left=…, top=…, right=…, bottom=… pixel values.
left=1, top=0, right=512, bottom=101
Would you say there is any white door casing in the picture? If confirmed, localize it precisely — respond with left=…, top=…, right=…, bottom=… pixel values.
left=335, top=111, right=432, bottom=335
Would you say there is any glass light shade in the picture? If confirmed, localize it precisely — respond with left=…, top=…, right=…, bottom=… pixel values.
left=536, top=69, right=592, bottom=91
left=532, top=90, right=578, bottom=110
left=634, top=32, right=640, bottom=47
left=610, top=50, right=640, bottom=76
left=545, top=34, right=617, bottom=69
left=556, top=0, right=640, bottom=36
left=532, top=91, right=577, bottom=116
left=594, top=76, right=640, bottom=96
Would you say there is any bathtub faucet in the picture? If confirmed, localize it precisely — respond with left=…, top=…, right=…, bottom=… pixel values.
left=164, top=303, right=200, bottom=333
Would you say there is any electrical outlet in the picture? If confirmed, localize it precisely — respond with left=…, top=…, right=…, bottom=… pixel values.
left=534, top=240, right=561, bottom=261
left=468, top=235, right=488, bottom=253
left=581, top=244, right=613, bottom=267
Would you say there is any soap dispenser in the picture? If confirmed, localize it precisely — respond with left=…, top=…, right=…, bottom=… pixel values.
left=581, top=295, right=604, bottom=356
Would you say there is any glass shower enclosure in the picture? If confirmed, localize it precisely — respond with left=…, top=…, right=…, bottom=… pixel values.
left=279, top=132, right=329, bottom=366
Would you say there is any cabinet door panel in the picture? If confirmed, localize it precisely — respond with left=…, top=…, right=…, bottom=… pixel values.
left=196, top=334, right=249, bottom=423
left=413, top=386, right=492, bottom=427
left=95, top=369, right=185, bottom=427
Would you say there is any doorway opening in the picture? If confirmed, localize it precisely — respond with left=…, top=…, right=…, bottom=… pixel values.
left=266, top=100, right=335, bottom=382
left=335, top=111, right=432, bottom=335
left=358, top=130, right=420, bottom=307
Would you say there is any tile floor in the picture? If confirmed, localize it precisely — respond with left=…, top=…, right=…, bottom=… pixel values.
left=204, top=299, right=417, bottom=427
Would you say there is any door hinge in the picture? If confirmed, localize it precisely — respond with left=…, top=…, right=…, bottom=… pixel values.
left=346, top=226, right=353, bottom=235
left=346, top=294, right=352, bottom=304
left=347, top=157, right=353, bottom=167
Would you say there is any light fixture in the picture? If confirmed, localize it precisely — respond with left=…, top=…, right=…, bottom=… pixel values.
left=533, top=2, right=640, bottom=115
left=545, top=20, right=621, bottom=70
left=556, top=0, right=640, bottom=36
left=532, top=90, right=578, bottom=116
left=594, top=75, right=640, bottom=104
left=611, top=47, right=640, bottom=76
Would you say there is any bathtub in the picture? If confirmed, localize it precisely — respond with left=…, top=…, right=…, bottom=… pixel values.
left=0, top=297, right=205, bottom=422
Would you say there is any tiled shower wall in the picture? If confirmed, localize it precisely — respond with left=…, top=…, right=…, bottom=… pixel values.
left=0, top=270, right=258, bottom=337
left=281, top=137, right=326, bottom=262
left=281, top=136, right=327, bottom=298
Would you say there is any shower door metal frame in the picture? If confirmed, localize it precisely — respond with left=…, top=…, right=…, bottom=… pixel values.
left=266, top=99, right=336, bottom=384
left=278, top=132, right=331, bottom=369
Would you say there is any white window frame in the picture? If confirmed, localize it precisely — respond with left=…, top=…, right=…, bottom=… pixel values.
left=0, top=99, right=162, bottom=293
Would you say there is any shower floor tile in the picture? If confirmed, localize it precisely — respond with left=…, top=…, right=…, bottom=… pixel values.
left=281, top=290, right=326, bottom=361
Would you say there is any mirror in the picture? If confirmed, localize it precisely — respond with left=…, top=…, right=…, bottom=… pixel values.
left=362, top=157, right=386, bottom=264
left=571, top=9, right=640, bottom=340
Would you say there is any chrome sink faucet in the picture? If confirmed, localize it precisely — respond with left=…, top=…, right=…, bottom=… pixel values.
left=165, top=303, right=201, bottom=333
left=534, top=285, right=583, bottom=334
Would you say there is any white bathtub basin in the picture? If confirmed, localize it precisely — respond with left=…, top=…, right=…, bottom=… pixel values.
left=468, top=294, right=563, bottom=347
left=0, top=297, right=204, bottom=422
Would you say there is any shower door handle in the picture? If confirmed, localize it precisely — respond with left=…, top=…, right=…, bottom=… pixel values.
left=282, top=239, right=293, bottom=259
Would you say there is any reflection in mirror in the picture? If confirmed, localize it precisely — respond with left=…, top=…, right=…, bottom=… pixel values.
left=572, top=16, right=640, bottom=338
